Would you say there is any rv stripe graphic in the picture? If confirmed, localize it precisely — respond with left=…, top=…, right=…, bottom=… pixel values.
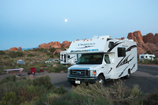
left=131, top=63, right=136, bottom=71
left=126, top=45, right=137, bottom=52
left=119, top=65, right=129, bottom=77
left=108, top=68, right=112, bottom=74
left=107, top=41, right=123, bottom=52
left=116, top=54, right=134, bottom=68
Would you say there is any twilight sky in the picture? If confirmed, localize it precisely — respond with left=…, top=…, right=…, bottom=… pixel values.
left=0, top=0, right=158, bottom=50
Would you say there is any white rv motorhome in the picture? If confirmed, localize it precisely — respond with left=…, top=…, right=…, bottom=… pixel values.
left=139, top=54, right=155, bottom=61
left=67, top=35, right=137, bottom=85
left=60, top=51, right=81, bottom=65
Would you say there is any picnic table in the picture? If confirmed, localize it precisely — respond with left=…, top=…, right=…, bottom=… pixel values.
left=3, top=68, right=24, bottom=76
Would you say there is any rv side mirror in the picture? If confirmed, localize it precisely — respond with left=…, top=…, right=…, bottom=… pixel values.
left=109, top=42, right=114, bottom=48
left=68, top=55, right=70, bottom=58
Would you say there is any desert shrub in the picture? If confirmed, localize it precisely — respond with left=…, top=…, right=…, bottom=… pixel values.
left=27, top=53, right=34, bottom=57
left=38, top=92, right=60, bottom=105
left=0, top=51, right=6, bottom=55
left=0, top=75, right=17, bottom=84
left=138, top=60, right=142, bottom=63
left=153, top=58, right=158, bottom=64
left=0, top=76, right=67, bottom=105
left=39, top=63, right=47, bottom=67
left=61, top=47, right=66, bottom=51
left=55, top=52, right=60, bottom=58
left=3, top=56, right=10, bottom=59
left=47, top=63, right=68, bottom=73
left=0, top=76, right=52, bottom=103
left=146, top=50, right=152, bottom=54
left=50, top=55, right=54, bottom=58
left=49, top=48, right=56, bottom=52
left=46, top=52, right=51, bottom=55
left=145, top=90, right=158, bottom=105
left=8, top=51, right=24, bottom=58
left=0, top=67, right=3, bottom=75
left=141, top=58, right=158, bottom=64
left=143, top=59, right=150, bottom=64
left=73, top=80, right=143, bottom=105
left=0, top=91, right=23, bottom=105
left=33, top=76, right=53, bottom=89
left=54, top=85, right=67, bottom=94
left=33, top=48, right=48, bottom=53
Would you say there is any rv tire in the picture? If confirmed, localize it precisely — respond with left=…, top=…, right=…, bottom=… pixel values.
left=97, top=75, right=105, bottom=85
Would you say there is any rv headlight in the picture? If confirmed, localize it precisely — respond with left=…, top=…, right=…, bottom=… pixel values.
left=90, top=70, right=96, bottom=77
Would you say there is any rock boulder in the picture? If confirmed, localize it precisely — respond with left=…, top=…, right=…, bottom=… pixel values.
left=9, top=47, right=18, bottom=51
left=61, top=41, right=71, bottom=48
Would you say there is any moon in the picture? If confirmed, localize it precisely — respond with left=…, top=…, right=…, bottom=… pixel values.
left=65, top=19, right=68, bottom=22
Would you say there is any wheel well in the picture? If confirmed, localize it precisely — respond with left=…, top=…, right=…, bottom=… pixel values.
left=98, top=73, right=105, bottom=79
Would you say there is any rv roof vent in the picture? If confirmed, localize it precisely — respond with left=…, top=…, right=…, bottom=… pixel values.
left=92, top=36, right=98, bottom=39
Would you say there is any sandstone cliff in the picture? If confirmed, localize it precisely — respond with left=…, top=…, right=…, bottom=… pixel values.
left=38, top=41, right=71, bottom=49
left=127, top=31, right=158, bottom=57
left=9, top=47, right=22, bottom=51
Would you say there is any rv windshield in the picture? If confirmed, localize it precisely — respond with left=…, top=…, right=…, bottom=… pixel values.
left=76, top=53, right=103, bottom=64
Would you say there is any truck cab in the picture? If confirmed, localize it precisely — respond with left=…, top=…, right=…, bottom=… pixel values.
left=67, top=53, right=113, bottom=85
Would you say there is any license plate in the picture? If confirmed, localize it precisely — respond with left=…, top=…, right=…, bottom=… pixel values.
left=75, top=80, right=80, bottom=84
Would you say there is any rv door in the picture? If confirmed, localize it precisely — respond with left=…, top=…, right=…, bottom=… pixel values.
left=103, top=54, right=112, bottom=74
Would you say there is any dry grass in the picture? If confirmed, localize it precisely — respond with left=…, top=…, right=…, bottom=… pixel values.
left=73, top=80, right=143, bottom=105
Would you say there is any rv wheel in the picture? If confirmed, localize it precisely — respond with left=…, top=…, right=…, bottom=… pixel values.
left=97, top=75, right=105, bottom=85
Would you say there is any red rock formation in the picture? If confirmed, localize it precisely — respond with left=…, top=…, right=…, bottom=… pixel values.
left=127, top=31, right=158, bottom=57
left=137, top=47, right=146, bottom=56
left=146, top=43, right=158, bottom=52
left=38, top=41, right=71, bottom=49
left=52, top=41, right=61, bottom=48
left=133, top=31, right=144, bottom=44
left=9, top=47, right=18, bottom=51
left=143, top=33, right=155, bottom=43
left=47, top=42, right=54, bottom=48
left=53, top=49, right=62, bottom=55
left=155, top=33, right=158, bottom=44
left=127, top=32, right=139, bottom=43
left=39, top=43, right=48, bottom=49
left=121, top=37, right=125, bottom=40
left=18, top=47, right=22, bottom=51
left=61, top=41, right=71, bottom=48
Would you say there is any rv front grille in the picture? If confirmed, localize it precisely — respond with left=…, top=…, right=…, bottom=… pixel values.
left=70, top=69, right=90, bottom=77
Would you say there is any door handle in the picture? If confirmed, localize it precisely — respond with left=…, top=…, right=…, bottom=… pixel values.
left=102, top=67, right=104, bottom=68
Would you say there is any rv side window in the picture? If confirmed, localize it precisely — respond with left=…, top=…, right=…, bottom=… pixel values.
left=109, top=42, right=114, bottom=48
left=118, top=48, right=126, bottom=57
left=141, top=56, right=144, bottom=58
left=104, top=55, right=110, bottom=64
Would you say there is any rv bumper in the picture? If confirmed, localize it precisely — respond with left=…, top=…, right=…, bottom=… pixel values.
left=67, top=76, right=97, bottom=84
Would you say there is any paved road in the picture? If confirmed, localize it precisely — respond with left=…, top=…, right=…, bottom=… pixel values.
left=52, top=65, right=158, bottom=94
left=138, top=65, right=158, bottom=76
